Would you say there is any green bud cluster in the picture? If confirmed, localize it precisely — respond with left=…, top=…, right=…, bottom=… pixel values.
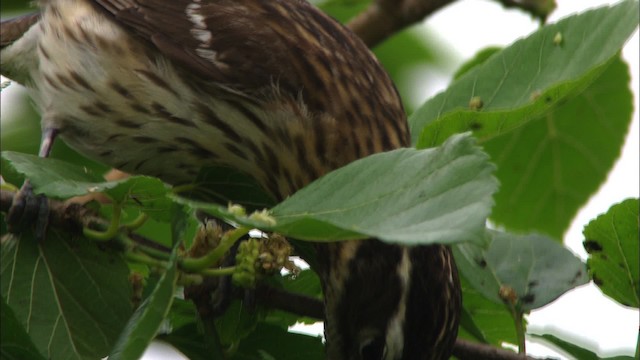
left=232, top=238, right=261, bottom=287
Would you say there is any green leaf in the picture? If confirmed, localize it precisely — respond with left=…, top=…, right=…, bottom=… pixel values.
left=271, top=133, right=497, bottom=245
left=156, top=323, right=214, bottom=360
left=277, top=270, right=322, bottom=299
left=177, top=133, right=497, bottom=245
left=487, top=56, right=634, bottom=238
left=2, top=151, right=104, bottom=198
left=108, top=245, right=180, bottom=360
left=181, top=165, right=277, bottom=210
left=231, top=323, right=324, bottom=360
left=264, top=270, right=323, bottom=328
left=583, top=198, right=639, bottom=308
left=102, top=176, right=171, bottom=206
left=215, top=300, right=260, bottom=346
left=457, top=275, right=519, bottom=348
left=454, top=231, right=589, bottom=311
left=1, top=0, right=37, bottom=14
left=530, top=333, right=636, bottom=360
left=0, top=231, right=132, bottom=360
left=2, top=151, right=176, bottom=222
left=452, top=47, right=502, bottom=81
left=1, top=297, right=46, bottom=360
left=2, top=151, right=172, bottom=206
left=409, top=0, right=639, bottom=147
left=317, top=0, right=369, bottom=23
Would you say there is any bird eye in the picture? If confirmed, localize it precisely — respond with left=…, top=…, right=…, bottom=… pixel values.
left=359, top=336, right=386, bottom=360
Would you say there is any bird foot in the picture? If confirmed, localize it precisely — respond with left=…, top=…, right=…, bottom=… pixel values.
left=6, top=181, right=50, bottom=240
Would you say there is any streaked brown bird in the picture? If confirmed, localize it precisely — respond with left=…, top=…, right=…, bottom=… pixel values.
left=1, top=1, right=460, bottom=359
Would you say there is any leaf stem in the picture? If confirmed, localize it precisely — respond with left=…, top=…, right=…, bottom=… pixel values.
left=513, top=308, right=526, bottom=354
left=125, top=251, right=168, bottom=268
left=119, top=235, right=172, bottom=261
left=180, top=227, right=249, bottom=271
left=500, top=285, right=527, bottom=354
left=0, top=182, right=19, bottom=192
left=171, top=184, right=197, bottom=194
left=123, top=212, right=149, bottom=230
left=199, top=266, right=236, bottom=277
left=83, top=203, right=122, bottom=241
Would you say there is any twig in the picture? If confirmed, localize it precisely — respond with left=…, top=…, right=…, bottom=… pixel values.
left=348, top=0, right=457, bottom=48
left=347, top=0, right=555, bottom=48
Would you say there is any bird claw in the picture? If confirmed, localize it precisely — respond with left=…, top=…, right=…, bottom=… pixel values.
left=6, top=181, right=50, bottom=240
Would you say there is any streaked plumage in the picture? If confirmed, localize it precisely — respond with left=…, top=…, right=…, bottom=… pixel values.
left=1, top=1, right=460, bottom=358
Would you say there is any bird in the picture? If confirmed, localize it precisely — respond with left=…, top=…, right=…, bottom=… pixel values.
left=1, top=1, right=460, bottom=359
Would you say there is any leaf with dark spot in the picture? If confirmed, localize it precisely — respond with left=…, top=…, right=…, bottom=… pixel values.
left=583, top=239, right=603, bottom=253
left=521, top=293, right=535, bottom=304
left=454, top=231, right=588, bottom=311
left=583, top=198, right=639, bottom=308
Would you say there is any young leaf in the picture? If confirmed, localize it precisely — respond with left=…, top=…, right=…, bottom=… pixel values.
left=583, top=198, right=639, bottom=308
left=0, top=231, right=132, bottom=360
left=409, top=0, right=639, bottom=147
left=454, top=231, right=589, bottom=311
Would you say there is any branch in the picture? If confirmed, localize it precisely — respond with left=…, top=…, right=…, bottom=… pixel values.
left=347, top=0, right=555, bottom=48
left=253, top=286, right=543, bottom=360
left=1, top=188, right=100, bottom=233
left=453, top=339, right=542, bottom=360
left=254, top=285, right=324, bottom=319
left=347, top=0, right=457, bottom=48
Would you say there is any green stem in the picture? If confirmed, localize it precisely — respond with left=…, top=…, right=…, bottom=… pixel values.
left=125, top=251, right=168, bottom=268
left=123, top=212, right=148, bottom=230
left=511, top=306, right=526, bottom=354
left=172, top=184, right=197, bottom=194
left=180, top=227, right=249, bottom=271
left=199, top=266, right=236, bottom=277
left=83, top=203, right=122, bottom=241
left=119, top=235, right=172, bottom=261
left=0, top=183, right=19, bottom=192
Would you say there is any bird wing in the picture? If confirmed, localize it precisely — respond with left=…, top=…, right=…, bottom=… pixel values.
left=90, top=0, right=328, bottom=96
left=89, top=0, right=408, bottom=146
